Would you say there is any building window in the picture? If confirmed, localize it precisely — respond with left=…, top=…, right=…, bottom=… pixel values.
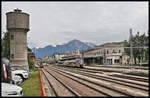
left=11, top=34, right=14, bottom=40
left=114, top=59, right=119, bottom=63
left=112, top=49, right=117, bottom=53
left=113, top=49, right=115, bottom=53
left=119, top=50, right=121, bottom=53
left=11, top=54, right=14, bottom=59
left=107, top=50, right=109, bottom=54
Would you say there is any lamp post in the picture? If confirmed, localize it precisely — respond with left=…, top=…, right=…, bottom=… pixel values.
left=137, top=31, right=141, bottom=66
left=81, top=50, right=84, bottom=64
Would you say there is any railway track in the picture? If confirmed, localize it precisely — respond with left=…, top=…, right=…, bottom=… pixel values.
left=88, top=65, right=148, bottom=70
left=54, top=66, right=148, bottom=86
left=42, top=68, right=111, bottom=96
left=55, top=65, right=148, bottom=83
left=44, top=67, right=128, bottom=96
left=42, top=68, right=78, bottom=96
left=51, top=66, right=149, bottom=96
left=84, top=68, right=149, bottom=82
left=42, top=66, right=148, bottom=96
left=83, top=66, right=148, bottom=77
left=109, top=74, right=149, bottom=82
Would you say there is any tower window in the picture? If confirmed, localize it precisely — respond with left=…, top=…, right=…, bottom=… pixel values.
left=11, top=54, right=14, bottom=59
left=11, top=35, right=14, bottom=40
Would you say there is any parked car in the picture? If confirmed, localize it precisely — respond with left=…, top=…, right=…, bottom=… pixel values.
left=11, top=67, right=29, bottom=80
left=2, top=82, right=23, bottom=96
left=10, top=64, right=28, bottom=71
left=43, top=63, right=47, bottom=66
left=10, top=64, right=32, bottom=75
left=12, top=75, right=23, bottom=85
left=1, top=58, right=23, bottom=96
left=35, top=64, right=39, bottom=68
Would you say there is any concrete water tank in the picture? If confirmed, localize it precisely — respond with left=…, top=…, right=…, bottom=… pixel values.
left=6, top=9, right=30, bottom=70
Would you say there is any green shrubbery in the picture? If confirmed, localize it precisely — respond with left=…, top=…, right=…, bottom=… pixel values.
left=29, top=60, right=35, bottom=70
left=1, top=32, right=10, bottom=60
left=28, top=54, right=36, bottom=71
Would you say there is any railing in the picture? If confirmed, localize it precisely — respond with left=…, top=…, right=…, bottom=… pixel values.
left=38, top=68, right=47, bottom=96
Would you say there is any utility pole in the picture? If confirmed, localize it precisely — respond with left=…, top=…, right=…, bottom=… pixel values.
left=81, top=50, right=84, bottom=63
left=137, top=31, right=142, bottom=66
left=129, top=28, right=133, bottom=67
left=103, top=48, right=106, bottom=65
left=137, top=31, right=140, bottom=65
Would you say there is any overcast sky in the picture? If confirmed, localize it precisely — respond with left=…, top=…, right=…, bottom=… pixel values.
left=2, top=2, right=148, bottom=48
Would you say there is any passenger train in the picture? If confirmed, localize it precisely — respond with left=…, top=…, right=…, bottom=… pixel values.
left=57, top=58, right=84, bottom=68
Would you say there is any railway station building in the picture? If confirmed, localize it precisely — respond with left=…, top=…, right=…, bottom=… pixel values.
left=83, top=42, right=130, bottom=65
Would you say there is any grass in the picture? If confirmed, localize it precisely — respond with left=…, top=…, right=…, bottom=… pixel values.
left=20, top=69, right=41, bottom=96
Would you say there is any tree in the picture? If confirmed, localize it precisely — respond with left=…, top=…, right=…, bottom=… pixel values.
left=27, top=47, right=32, bottom=52
left=123, top=40, right=130, bottom=55
left=124, top=31, right=149, bottom=65
left=1, top=38, right=5, bottom=57
left=2, top=31, right=32, bottom=62
left=1, top=32, right=10, bottom=60
left=27, top=47, right=35, bottom=70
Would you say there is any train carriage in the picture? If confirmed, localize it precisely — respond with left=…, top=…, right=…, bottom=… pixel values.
left=58, top=58, right=84, bottom=68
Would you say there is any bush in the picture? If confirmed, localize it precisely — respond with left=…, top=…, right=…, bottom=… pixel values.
left=29, top=61, right=35, bottom=70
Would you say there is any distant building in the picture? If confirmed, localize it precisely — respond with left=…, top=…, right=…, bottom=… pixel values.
left=42, top=56, right=54, bottom=61
left=53, top=49, right=82, bottom=61
left=53, top=52, right=69, bottom=61
left=61, top=55, right=81, bottom=61
left=42, top=56, right=49, bottom=61
left=66, top=49, right=81, bottom=56
left=28, top=52, right=35, bottom=63
left=84, top=42, right=130, bottom=65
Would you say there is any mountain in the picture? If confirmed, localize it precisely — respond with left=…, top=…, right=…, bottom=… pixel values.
left=32, top=39, right=95, bottom=58
left=85, top=42, right=96, bottom=47
left=32, top=45, right=55, bottom=58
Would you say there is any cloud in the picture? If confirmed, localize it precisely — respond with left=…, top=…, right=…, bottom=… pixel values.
left=2, top=2, right=148, bottom=47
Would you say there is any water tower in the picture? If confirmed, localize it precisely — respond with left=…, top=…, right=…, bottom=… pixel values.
left=6, top=9, right=30, bottom=70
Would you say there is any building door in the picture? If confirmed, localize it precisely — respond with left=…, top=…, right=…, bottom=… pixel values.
left=120, top=56, right=122, bottom=64
left=110, top=59, right=112, bottom=65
